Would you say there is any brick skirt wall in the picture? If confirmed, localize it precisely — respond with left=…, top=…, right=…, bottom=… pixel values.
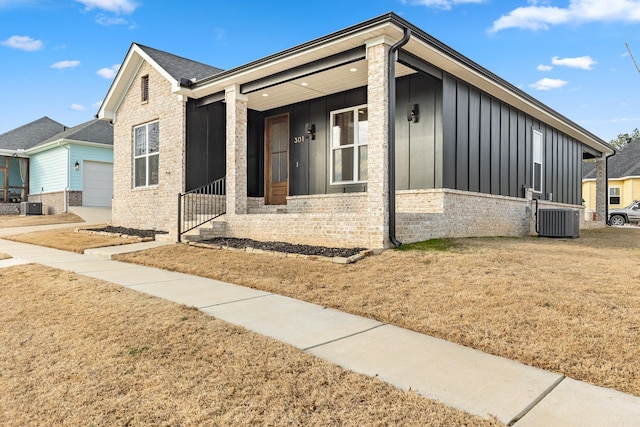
left=27, top=191, right=82, bottom=215
left=199, top=190, right=585, bottom=249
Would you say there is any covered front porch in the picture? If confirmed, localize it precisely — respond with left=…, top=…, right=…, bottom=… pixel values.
left=0, top=154, right=29, bottom=214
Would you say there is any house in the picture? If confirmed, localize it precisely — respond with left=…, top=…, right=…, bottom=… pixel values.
left=583, top=138, right=640, bottom=215
left=98, top=13, right=613, bottom=249
left=0, top=117, right=114, bottom=214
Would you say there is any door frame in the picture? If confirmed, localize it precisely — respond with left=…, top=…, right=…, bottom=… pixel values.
left=264, top=113, right=290, bottom=205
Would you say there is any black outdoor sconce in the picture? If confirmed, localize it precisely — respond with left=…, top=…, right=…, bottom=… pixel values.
left=307, top=123, right=316, bottom=140
left=74, top=160, right=80, bottom=171
left=407, top=103, right=419, bottom=123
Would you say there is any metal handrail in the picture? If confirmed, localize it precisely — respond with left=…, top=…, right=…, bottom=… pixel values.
left=178, top=176, right=226, bottom=242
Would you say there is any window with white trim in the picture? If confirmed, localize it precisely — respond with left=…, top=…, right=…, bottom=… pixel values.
left=532, top=129, right=543, bottom=193
left=133, top=121, right=159, bottom=187
left=609, top=187, right=621, bottom=205
left=330, top=105, right=368, bottom=184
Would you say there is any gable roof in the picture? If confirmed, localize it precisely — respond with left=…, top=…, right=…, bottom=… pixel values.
left=136, top=44, right=223, bottom=83
left=99, top=12, right=612, bottom=157
left=584, top=139, right=640, bottom=179
left=35, top=118, right=113, bottom=148
left=0, top=116, right=66, bottom=150
left=98, top=43, right=224, bottom=120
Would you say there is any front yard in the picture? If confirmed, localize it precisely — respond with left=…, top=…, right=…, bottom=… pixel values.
left=114, top=227, right=640, bottom=397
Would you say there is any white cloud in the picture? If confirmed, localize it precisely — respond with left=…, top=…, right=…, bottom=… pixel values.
left=75, top=0, right=137, bottom=14
left=552, top=55, right=597, bottom=70
left=537, top=64, right=553, bottom=71
left=404, top=0, right=486, bottom=10
left=70, top=104, right=85, bottom=111
left=1, top=35, right=43, bottom=51
left=50, top=60, right=80, bottom=69
left=96, top=64, right=120, bottom=79
left=93, top=100, right=103, bottom=110
left=530, top=78, right=568, bottom=90
left=490, top=0, right=640, bottom=32
left=96, top=14, right=128, bottom=25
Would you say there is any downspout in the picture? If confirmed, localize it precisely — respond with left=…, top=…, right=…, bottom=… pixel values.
left=388, top=26, right=411, bottom=247
left=60, top=142, right=70, bottom=213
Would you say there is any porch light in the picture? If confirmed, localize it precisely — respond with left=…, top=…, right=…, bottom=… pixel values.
left=74, top=160, right=80, bottom=171
left=262, top=93, right=269, bottom=97
left=349, top=67, right=358, bottom=72
left=301, top=82, right=308, bottom=86
left=307, top=124, right=316, bottom=140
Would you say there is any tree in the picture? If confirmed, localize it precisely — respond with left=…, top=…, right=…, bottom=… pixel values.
left=609, top=128, right=640, bottom=150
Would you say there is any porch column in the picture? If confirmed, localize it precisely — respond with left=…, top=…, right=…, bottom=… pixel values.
left=595, top=156, right=607, bottom=222
left=225, top=84, right=248, bottom=215
left=366, top=37, right=392, bottom=248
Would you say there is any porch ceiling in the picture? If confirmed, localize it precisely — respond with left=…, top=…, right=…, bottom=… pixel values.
left=244, top=60, right=416, bottom=111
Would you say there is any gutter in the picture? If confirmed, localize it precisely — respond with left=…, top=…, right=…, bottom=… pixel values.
left=388, top=26, right=411, bottom=248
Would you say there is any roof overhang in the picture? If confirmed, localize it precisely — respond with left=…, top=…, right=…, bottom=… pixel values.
left=25, top=139, right=113, bottom=155
left=99, top=12, right=614, bottom=157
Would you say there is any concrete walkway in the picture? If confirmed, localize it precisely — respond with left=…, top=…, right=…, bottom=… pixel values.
left=0, top=238, right=638, bottom=426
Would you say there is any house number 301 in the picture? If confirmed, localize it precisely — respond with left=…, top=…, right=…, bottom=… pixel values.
left=293, top=136, right=305, bottom=144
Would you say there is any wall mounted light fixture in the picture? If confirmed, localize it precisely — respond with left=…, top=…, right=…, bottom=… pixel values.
left=74, top=160, right=80, bottom=171
left=307, top=123, right=316, bottom=140
left=407, top=104, right=419, bottom=123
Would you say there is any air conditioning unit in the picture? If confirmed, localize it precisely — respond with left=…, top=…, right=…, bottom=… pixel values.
left=20, top=202, right=43, bottom=216
left=538, top=209, right=579, bottom=238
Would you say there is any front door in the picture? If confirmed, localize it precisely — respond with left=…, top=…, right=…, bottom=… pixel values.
left=265, top=114, right=289, bottom=205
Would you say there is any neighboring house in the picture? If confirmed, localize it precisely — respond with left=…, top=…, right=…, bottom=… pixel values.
left=583, top=138, right=640, bottom=214
left=0, top=117, right=114, bottom=214
left=98, top=13, right=613, bottom=248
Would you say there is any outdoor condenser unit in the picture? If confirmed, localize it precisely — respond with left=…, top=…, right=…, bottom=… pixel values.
left=20, top=202, right=42, bottom=216
left=538, top=208, right=579, bottom=238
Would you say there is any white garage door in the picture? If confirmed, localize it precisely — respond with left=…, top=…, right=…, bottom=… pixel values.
left=83, top=161, right=113, bottom=207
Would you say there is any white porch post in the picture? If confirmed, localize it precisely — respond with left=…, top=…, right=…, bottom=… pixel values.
left=366, top=38, right=392, bottom=248
left=225, top=84, right=248, bottom=215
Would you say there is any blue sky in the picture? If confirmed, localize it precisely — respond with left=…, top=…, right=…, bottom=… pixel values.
left=1, top=0, right=639, bottom=142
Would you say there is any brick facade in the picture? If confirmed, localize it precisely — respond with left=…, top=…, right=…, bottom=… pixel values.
left=111, top=61, right=185, bottom=234
left=109, top=43, right=598, bottom=248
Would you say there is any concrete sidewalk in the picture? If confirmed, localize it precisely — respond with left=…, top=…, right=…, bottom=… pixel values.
left=0, top=238, right=638, bottom=426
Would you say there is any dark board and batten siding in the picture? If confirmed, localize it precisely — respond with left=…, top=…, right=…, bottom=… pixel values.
left=186, top=70, right=583, bottom=206
left=441, top=73, right=583, bottom=205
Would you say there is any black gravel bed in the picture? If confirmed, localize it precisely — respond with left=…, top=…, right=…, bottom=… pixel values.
left=87, top=226, right=168, bottom=239
left=200, top=237, right=366, bottom=258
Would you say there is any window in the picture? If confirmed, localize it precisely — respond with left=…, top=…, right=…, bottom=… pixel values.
left=532, top=129, right=543, bottom=193
left=609, top=187, right=621, bottom=205
left=133, top=121, right=159, bottom=187
left=141, top=75, right=149, bottom=102
left=330, top=105, right=368, bottom=184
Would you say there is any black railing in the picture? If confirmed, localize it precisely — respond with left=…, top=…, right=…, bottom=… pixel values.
left=178, top=176, right=226, bottom=242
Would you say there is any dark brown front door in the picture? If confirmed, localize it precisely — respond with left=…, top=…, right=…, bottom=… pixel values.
left=265, top=114, right=289, bottom=205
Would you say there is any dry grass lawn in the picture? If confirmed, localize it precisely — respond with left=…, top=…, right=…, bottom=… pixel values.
left=112, top=228, right=640, bottom=397
left=0, top=213, right=83, bottom=228
left=0, top=264, right=498, bottom=426
left=4, top=227, right=136, bottom=253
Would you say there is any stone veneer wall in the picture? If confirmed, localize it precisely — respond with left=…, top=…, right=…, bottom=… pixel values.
left=27, top=191, right=82, bottom=214
left=202, top=190, right=585, bottom=248
left=111, top=60, right=185, bottom=234
left=0, top=203, right=20, bottom=215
